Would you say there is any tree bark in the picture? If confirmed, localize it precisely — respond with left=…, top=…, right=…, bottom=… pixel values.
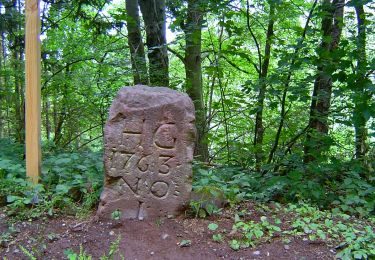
left=184, top=0, right=208, bottom=161
left=125, top=0, right=148, bottom=85
left=304, top=0, right=344, bottom=162
left=45, top=98, right=51, bottom=141
left=1, top=24, right=11, bottom=138
left=139, top=0, right=169, bottom=87
left=0, top=8, right=4, bottom=139
left=253, top=1, right=275, bottom=170
left=353, top=4, right=368, bottom=159
left=8, top=0, right=25, bottom=142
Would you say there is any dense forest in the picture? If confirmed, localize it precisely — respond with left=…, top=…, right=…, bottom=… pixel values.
left=0, top=0, right=374, bottom=258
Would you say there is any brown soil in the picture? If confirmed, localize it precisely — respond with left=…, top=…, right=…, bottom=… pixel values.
left=0, top=208, right=335, bottom=260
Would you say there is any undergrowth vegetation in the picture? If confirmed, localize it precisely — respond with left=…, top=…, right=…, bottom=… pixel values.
left=0, top=139, right=103, bottom=220
left=191, top=162, right=374, bottom=259
left=1, top=137, right=374, bottom=259
left=192, top=160, right=374, bottom=217
left=207, top=203, right=375, bottom=259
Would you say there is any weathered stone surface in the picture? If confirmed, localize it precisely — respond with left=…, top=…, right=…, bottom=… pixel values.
left=97, top=85, right=196, bottom=220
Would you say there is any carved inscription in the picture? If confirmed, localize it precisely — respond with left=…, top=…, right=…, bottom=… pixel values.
left=159, top=156, right=173, bottom=174
left=121, top=132, right=142, bottom=152
left=172, top=180, right=181, bottom=197
left=122, top=176, right=141, bottom=196
left=154, top=124, right=177, bottom=149
left=98, top=86, right=195, bottom=220
left=137, top=155, right=150, bottom=172
left=108, top=122, right=180, bottom=200
left=150, top=181, right=169, bottom=198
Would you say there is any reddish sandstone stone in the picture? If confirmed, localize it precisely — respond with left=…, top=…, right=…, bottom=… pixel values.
left=97, top=85, right=196, bottom=220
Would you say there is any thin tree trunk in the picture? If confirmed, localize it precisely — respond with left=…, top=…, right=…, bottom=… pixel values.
left=126, top=0, right=148, bottom=85
left=13, top=45, right=25, bottom=142
left=138, top=0, right=169, bottom=87
left=8, top=0, right=25, bottom=143
left=253, top=1, right=275, bottom=170
left=0, top=17, right=4, bottom=139
left=54, top=66, right=69, bottom=145
left=353, top=4, right=368, bottom=160
left=45, top=98, right=51, bottom=141
left=304, top=0, right=344, bottom=162
left=184, top=0, right=208, bottom=161
left=2, top=29, right=11, bottom=138
left=267, top=0, right=318, bottom=164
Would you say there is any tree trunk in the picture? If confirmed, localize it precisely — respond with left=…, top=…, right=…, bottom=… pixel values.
left=45, top=98, right=51, bottom=141
left=53, top=66, right=69, bottom=145
left=304, top=0, right=344, bottom=162
left=353, top=4, right=368, bottom=159
left=139, top=0, right=169, bottom=87
left=1, top=28, right=11, bottom=138
left=8, top=0, right=25, bottom=142
left=267, top=0, right=318, bottom=164
left=184, top=0, right=208, bottom=161
left=125, top=0, right=148, bottom=85
left=0, top=14, right=4, bottom=139
left=253, top=1, right=275, bottom=170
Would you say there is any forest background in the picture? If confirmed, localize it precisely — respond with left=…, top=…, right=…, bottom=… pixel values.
left=0, top=0, right=374, bottom=235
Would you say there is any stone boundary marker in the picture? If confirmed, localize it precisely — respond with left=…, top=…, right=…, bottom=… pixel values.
left=97, top=85, right=196, bottom=220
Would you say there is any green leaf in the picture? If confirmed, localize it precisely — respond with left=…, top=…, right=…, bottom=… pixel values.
left=317, top=230, right=326, bottom=240
left=198, top=209, right=207, bottom=218
left=179, top=239, right=191, bottom=247
left=208, top=223, right=219, bottom=231
left=229, top=239, right=240, bottom=251
left=213, top=234, right=223, bottom=242
left=55, top=157, right=72, bottom=165
left=7, top=195, right=21, bottom=203
left=353, top=251, right=367, bottom=259
left=254, top=229, right=264, bottom=238
left=272, top=226, right=281, bottom=232
left=55, top=184, right=70, bottom=194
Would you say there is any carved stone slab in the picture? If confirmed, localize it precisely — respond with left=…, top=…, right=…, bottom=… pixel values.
left=97, top=85, right=196, bottom=220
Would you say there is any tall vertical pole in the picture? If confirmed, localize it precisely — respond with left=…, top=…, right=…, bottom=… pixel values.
left=25, top=0, right=41, bottom=184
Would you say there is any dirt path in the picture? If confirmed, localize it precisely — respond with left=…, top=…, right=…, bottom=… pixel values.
left=0, top=212, right=334, bottom=260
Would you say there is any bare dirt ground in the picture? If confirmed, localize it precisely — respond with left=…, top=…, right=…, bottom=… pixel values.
left=0, top=206, right=335, bottom=260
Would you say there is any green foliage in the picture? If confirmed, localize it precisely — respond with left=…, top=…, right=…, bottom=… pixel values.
left=0, top=139, right=26, bottom=177
left=64, top=236, right=123, bottom=260
left=189, top=199, right=221, bottom=218
left=64, top=246, right=92, bottom=260
left=193, top=165, right=250, bottom=205
left=178, top=239, right=192, bottom=247
left=229, top=239, right=241, bottom=251
left=193, top=162, right=374, bottom=218
left=231, top=215, right=282, bottom=248
left=19, top=245, right=37, bottom=260
left=195, top=162, right=374, bottom=258
left=0, top=225, right=17, bottom=248
left=189, top=167, right=228, bottom=218
left=0, top=140, right=103, bottom=220
left=217, top=202, right=375, bottom=259
left=283, top=203, right=375, bottom=259
left=212, top=233, right=223, bottom=242
left=336, top=225, right=375, bottom=260
left=207, top=223, right=224, bottom=242
left=100, top=235, right=123, bottom=260
left=208, top=223, right=219, bottom=231
left=41, top=150, right=103, bottom=207
left=111, top=209, right=122, bottom=221
left=0, top=1, right=374, bottom=258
